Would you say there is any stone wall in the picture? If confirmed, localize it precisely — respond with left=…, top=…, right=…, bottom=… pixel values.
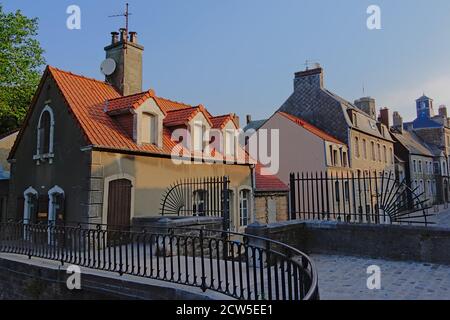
left=0, top=254, right=223, bottom=300
left=254, top=192, right=289, bottom=224
left=246, top=220, right=450, bottom=265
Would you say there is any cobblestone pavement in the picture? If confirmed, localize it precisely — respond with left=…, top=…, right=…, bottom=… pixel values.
left=312, top=254, right=450, bottom=300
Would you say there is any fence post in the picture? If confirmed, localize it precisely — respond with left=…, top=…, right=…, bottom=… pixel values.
left=222, top=177, right=230, bottom=232
left=290, top=173, right=297, bottom=220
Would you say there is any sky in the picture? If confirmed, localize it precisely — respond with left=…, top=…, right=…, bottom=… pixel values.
left=3, top=0, right=450, bottom=124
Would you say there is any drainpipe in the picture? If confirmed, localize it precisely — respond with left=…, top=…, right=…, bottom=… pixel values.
left=250, top=164, right=257, bottom=224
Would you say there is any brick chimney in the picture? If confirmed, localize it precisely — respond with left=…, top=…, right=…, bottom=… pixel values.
left=393, top=111, right=403, bottom=133
left=439, top=105, right=448, bottom=118
left=294, top=67, right=324, bottom=91
left=379, top=108, right=390, bottom=128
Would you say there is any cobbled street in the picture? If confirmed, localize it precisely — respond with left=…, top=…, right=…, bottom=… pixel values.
left=313, top=254, right=450, bottom=300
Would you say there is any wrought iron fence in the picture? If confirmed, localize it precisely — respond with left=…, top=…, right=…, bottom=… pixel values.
left=160, top=176, right=231, bottom=231
left=289, top=171, right=434, bottom=225
left=0, top=221, right=319, bottom=301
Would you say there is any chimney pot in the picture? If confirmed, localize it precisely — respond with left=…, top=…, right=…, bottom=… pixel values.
left=111, top=32, right=119, bottom=44
left=129, top=32, right=137, bottom=43
left=246, top=115, right=252, bottom=124
left=119, top=28, right=128, bottom=42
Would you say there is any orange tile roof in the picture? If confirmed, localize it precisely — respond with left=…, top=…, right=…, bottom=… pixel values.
left=210, top=114, right=238, bottom=129
left=255, top=163, right=289, bottom=192
left=278, top=112, right=345, bottom=145
left=106, top=90, right=155, bottom=113
left=10, top=66, right=250, bottom=165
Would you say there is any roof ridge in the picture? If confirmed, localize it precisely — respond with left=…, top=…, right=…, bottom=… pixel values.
left=48, top=66, right=115, bottom=88
left=155, top=95, right=194, bottom=108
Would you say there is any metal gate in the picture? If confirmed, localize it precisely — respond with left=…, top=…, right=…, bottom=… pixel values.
left=160, top=176, right=231, bottom=230
left=289, top=171, right=434, bottom=225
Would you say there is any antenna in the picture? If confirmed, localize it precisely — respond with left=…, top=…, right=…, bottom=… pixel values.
left=304, top=59, right=320, bottom=71
left=108, top=3, right=133, bottom=49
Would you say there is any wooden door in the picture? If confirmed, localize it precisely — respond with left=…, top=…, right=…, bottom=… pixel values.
left=107, top=179, right=132, bottom=230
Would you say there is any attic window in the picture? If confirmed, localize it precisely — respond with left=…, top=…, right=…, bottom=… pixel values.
left=142, top=113, right=158, bottom=145
left=352, top=113, right=358, bottom=127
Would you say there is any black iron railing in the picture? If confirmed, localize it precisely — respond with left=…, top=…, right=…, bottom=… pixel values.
left=0, top=222, right=319, bottom=301
left=290, top=171, right=434, bottom=225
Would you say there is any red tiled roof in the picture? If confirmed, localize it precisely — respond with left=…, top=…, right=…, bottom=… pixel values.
left=210, top=114, right=238, bottom=129
left=154, top=96, right=194, bottom=114
left=255, top=163, right=289, bottom=192
left=106, top=90, right=155, bottom=113
left=164, top=107, right=201, bottom=127
left=278, top=112, right=344, bottom=145
left=10, top=66, right=250, bottom=165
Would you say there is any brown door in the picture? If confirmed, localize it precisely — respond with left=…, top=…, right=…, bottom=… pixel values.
left=107, top=179, right=132, bottom=230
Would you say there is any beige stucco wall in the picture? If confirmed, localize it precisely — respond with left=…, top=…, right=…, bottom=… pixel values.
left=91, top=151, right=252, bottom=230
left=350, top=129, right=395, bottom=174
left=259, top=113, right=350, bottom=185
left=0, top=132, right=18, bottom=173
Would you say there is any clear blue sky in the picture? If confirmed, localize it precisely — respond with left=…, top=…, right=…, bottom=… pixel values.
left=4, top=0, right=450, bottom=123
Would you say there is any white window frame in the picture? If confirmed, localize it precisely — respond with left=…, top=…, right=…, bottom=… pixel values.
left=34, top=105, right=55, bottom=164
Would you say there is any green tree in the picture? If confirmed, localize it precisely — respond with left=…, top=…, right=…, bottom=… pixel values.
left=0, top=4, right=45, bottom=135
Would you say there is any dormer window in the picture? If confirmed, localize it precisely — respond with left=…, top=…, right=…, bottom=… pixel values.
left=193, top=122, right=207, bottom=152
left=34, top=106, right=55, bottom=164
left=225, top=129, right=236, bottom=156
left=142, top=112, right=158, bottom=145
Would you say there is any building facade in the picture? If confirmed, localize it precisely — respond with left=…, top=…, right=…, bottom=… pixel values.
left=278, top=67, right=395, bottom=176
left=6, top=29, right=259, bottom=233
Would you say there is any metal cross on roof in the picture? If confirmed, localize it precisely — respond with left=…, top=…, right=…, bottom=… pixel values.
left=108, top=3, right=133, bottom=43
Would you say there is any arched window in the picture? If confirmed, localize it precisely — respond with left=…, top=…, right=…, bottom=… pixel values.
left=362, top=139, right=367, bottom=159
left=36, top=106, right=55, bottom=160
left=239, top=189, right=250, bottom=227
left=383, top=146, right=387, bottom=163
left=371, top=142, right=376, bottom=161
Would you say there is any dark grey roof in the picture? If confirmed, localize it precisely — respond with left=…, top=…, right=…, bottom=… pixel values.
left=279, top=82, right=392, bottom=144
left=244, top=120, right=267, bottom=132
left=391, top=130, right=434, bottom=157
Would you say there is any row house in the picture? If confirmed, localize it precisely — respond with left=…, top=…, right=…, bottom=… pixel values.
left=392, top=95, right=450, bottom=203
left=277, top=66, right=394, bottom=176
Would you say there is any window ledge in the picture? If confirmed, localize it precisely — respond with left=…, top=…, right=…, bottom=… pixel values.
left=33, top=153, right=55, bottom=164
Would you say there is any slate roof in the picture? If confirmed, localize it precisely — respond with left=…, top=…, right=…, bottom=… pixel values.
left=9, top=66, right=250, bottom=164
left=391, top=130, right=434, bottom=157
left=278, top=74, right=392, bottom=144
left=244, top=119, right=267, bottom=132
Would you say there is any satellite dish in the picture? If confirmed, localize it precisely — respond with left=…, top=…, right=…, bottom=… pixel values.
left=100, top=58, right=116, bottom=76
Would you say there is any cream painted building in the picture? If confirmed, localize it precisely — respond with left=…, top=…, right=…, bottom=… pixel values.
left=253, top=111, right=350, bottom=186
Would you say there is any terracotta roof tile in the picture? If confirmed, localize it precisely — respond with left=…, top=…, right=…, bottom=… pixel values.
left=8, top=66, right=248, bottom=164
left=278, top=112, right=345, bottom=145
left=255, top=163, right=289, bottom=192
